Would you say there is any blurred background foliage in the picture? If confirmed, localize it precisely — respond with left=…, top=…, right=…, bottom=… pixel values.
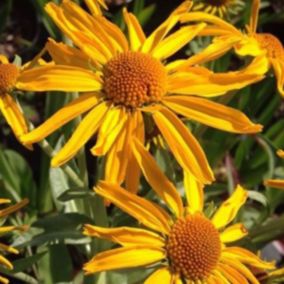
left=0, top=0, right=284, bottom=283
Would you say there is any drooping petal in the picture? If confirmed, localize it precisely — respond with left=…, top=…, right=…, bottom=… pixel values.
left=21, top=93, right=100, bottom=144
left=0, top=198, right=29, bottom=218
left=264, top=179, right=284, bottom=189
left=83, top=225, right=165, bottom=247
left=131, top=138, right=183, bottom=218
left=0, top=255, right=13, bottom=270
left=84, top=0, right=107, bottom=16
left=223, top=247, right=275, bottom=270
left=249, top=0, right=260, bottom=34
left=141, top=1, right=192, bottom=53
left=0, top=93, right=29, bottom=142
left=95, top=181, right=171, bottom=234
left=145, top=267, right=173, bottom=284
left=91, top=107, right=128, bottom=156
left=0, top=243, right=18, bottom=254
left=0, top=199, right=10, bottom=205
left=83, top=246, right=165, bottom=274
left=271, top=58, right=284, bottom=97
left=46, top=38, right=94, bottom=69
left=218, top=263, right=249, bottom=284
left=151, top=107, right=214, bottom=184
left=16, top=65, right=102, bottom=92
left=123, top=8, right=145, bottom=51
left=51, top=102, right=109, bottom=167
left=235, top=36, right=264, bottom=57
left=125, top=111, right=145, bottom=194
left=0, top=55, right=9, bottom=64
left=163, top=95, right=262, bottom=133
left=220, top=224, right=248, bottom=243
left=183, top=171, right=204, bottom=213
left=151, top=23, right=206, bottom=60
left=211, top=185, right=248, bottom=229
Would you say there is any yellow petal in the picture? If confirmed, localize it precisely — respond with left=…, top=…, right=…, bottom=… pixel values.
left=0, top=198, right=28, bottom=218
left=141, top=1, right=192, bottom=53
left=163, top=95, right=263, bottom=133
left=152, top=107, right=214, bottom=184
left=218, top=263, right=249, bottom=284
left=235, top=36, right=264, bottom=57
left=220, top=224, right=248, bottom=243
left=223, top=247, right=275, bottom=270
left=0, top=255, right=13, bottom=270
left=16, top=65, right=102, bottom=92
left=51, top=102, right=108, bottom=167
left=84, top=0, right=107, bottom=16
left=83, top=224, right=165, bottom=247
left=151, top=23, right=206, bottom=60
left=21, top=93, right=100, bottom=144
left=145, top=267, right=173, bottom=284
left=0, top=243, right=19, bottom=254
left=211, top=185, right=248, bottom=229
left=271, top=58, right=284, bottom=97
left=46, top=38, right=94, bottom=69
left=0, top=199, right=10, bottom=205
left=0, top=275, right=9, bottom=284
left=95, top=181, right=171, bottom=234
left=277, top=149, right=284, bottom=158
left=125, top=111, right=145, bottom=194
left=249, top=0, right=260, bottom=33
left=264, top=179, right=284, bottom=189
left=131, top=138, right=183, bottom=218
left=183, top=171, right=204, bottom=213
left=91, top=107, right=128, bottom=156
left=180, top=12, right=241, bottom=35
left=83, top=246, right=165, bottom=274
left=0, top=55, right=9, bottom=64
left=123, top=8, right=145, bottom=51
left=0, top=94, right=29, bottom=143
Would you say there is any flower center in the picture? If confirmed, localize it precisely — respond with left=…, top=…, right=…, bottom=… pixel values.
left=0, top=63, right=19, bottom=94
left=103, top=52, right=167, bottom=108
left=255, top=33, right=284, bottom=59
left=167, top=214, right=221, bottom=281
left=203, top=0, right=229, bottom=7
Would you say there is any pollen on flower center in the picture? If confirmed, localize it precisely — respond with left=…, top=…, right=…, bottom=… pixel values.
left=167, top=214, right=221, bottom=281
left=103, top=52, right=167, bottom=108
left=0, top=63, right=19, bottom=94
left=255, top=33, right=284, bottom=59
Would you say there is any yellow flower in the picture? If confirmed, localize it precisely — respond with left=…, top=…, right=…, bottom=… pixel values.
left=0, top=198, right=28, bottom=284
left=181, top=0, right=284, bottom=96
left=264, top=150, right=284, bottom=189
left=83, top=140, right=274, bottom=283
left=192, top=0, right=245, bottom=18
left=20, top=0, right=264, bottom=187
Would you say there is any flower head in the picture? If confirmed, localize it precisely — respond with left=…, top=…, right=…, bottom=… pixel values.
left=83, top=141, right=274, bottom=282
left=20, top=0, right=264, bottom=188
left=192, top=0, right=245, bottom=18
left=0, top=198, right=28, bottom=284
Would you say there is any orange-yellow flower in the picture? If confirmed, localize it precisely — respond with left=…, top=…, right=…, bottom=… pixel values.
left=20, top=0, right=264, bottom=188
left=83, top=140, right=274, bottom=283
left=0, top=198, right=28, bottom=284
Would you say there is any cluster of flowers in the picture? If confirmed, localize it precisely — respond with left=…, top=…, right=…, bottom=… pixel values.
left=0, top=0, right=284, bottom=283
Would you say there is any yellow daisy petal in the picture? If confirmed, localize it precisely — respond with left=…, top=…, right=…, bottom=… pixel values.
left=0, top=198, right=28, bottom=218
left=83, top=225, right=165, bottom=247
left=21, top=93, right=100, bottom=144
left=277, top=149, right=284, bottom=158
left=95, top=181, right=171, bottom=234
left=220, top=224, right=248, bottom=243
left=211, top=185, right=248, bottom=229
left=16, top=65, right=102, bottom=92
left=151, top=23, right=206, bottom=61
left=83, top=246, right=165, bottom=274
left=152, top=107, right=214, bottom=184
left=183, top=171, right=204, bottom=213
left=145, top=267, right=172, bottom=284
left=131, top=138, right=184, bottom=218
left=0, top=255, right=13, bottom=270
left=91, top=107, right=128, bottom=156
left=51, top=102, right=108, bottom=167
left=264, top=179, right=284, bottom=189
left=0, top=275, right=9, bottom=284
left=218, top=264, right=248, bottom=284
left=84, top=0, right=107, bottom=16
left=249, top=0, right=260, bottom=33
left=0, top=93, right=29, bottom=140
left=163, top=95, right=262, bottom=133
left=0, top=199, right=10, bottom=205
left=123, top=8, right=146, bottom=51
left=271, top=58, right=284, bottom=97
left=0, top=55, right=9, bottom=64
left=0, top=243, right=19, bottom=255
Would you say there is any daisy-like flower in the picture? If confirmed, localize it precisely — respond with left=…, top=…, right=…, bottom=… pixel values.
left=192, top=0, right=245, bottom=18
left=181, top=0, right=284, bottom=96
left=20, top=0, right=265, bottom=187
left=264, top=150, right=284, bottom=189
left=83, top=139, right=274, bottom=283
left=0, top=198, right=28, bottom=284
